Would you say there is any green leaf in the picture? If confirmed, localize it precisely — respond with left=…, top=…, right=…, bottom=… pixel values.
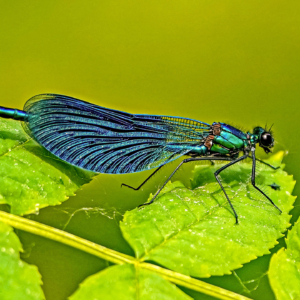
left=120, top=151, right=296, bottom=277
left=0, top=221, right=44, bottom=300
left=0, top=119, right=95, bottom=215
left=70, top=264, right=192, bottom=300
left=269, top=218, right=300, bottom=299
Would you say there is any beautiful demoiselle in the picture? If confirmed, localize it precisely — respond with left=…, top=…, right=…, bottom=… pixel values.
left=0, top=94, right=281, bottom=223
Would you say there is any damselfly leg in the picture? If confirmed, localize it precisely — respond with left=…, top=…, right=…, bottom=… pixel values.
left=138, top=152, right=282, bottom=224
left=214, top=153, right=249, bottom=223
left=251, top=151, right=282, bottom=213
left=121, top=165, right=164, bottom=191
left=249, top=156, right=280, bottom=170
left=137, top=157, right=250, bottom=219
left=121, top=159, right=215, bottom=191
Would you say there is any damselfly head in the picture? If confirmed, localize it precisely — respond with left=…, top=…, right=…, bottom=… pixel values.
left=253, top=126, right=274, bottom=153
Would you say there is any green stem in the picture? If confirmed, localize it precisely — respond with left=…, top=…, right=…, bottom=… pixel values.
left=141, top=263, right=252, bottom=300
left=0, top=210, right=133, bottom=265
left=0, top=211, right=252, bottom=300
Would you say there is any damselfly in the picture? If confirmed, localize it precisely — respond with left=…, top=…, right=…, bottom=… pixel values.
left=0, top=94, right=281, bottom=223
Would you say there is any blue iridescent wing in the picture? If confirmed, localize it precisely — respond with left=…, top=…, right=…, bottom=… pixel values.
left=22, top=94, right=211, bottom=174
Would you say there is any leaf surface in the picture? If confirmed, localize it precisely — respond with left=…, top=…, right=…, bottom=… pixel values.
left=70, top=264, right=192, bottom=300
left=121, top=152, right=296, bottom=277
left=269, top=218, right=300, bottom=299
left=0, top=119, right=95, bottom=215
left=0, top=221, right=44, bottom=300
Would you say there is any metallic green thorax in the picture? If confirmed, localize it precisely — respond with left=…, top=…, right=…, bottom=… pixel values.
left=210, top=123, right=247, bottom=155
left=206, top=123, right=269, bottom=157
left=183, top=122, right=268, bottom=158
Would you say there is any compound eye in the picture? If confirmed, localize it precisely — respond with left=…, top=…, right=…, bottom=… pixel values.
left=261, top=132, right=273, bottom=147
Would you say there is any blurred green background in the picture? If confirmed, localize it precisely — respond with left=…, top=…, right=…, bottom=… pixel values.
left=1, top=1, right=299, bottom=299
